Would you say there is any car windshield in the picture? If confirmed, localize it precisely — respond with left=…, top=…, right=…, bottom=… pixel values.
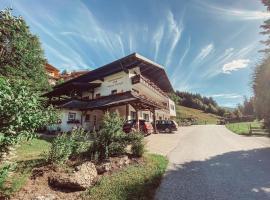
left=125, top=120, right=134, bottom=124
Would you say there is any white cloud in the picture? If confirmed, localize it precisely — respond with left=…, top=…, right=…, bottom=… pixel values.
left=193, top=43, right=214, bottom=64
left=198, top=2, right=270, bottom=20
left=222, top=59, right=250, bottom=74
left=153, top=24, right=164, bottom=61
left=210, top=93, right=242, bottom=99
left=164, top=10, right=184, bottom=67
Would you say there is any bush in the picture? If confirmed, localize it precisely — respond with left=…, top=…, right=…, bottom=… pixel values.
left=47, top=128, right=89, bottom=164
left=129, top=132, right=145, bottom=157
left=89, top=112, right=126, bottom=161
left=0, top=163, right=14, bottom=190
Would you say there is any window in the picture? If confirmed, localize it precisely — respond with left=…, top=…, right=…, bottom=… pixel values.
left=96, top=93, right=101, bottom=98
left=170, top=104, right=175, bottom=110
left=130, top=111, right=136, bottom=119
left=143, top=113, right=149, bottom=121
left=85, top=114, right=90, bottom=122
left=111, top=89, right=117, bottom=95
left=68, top=112, right=76, bottom=121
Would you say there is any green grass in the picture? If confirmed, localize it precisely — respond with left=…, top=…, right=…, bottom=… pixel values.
left=1, top=138, right=51, bottom=197
left=226, top=121, right=262, bottom=135
left=16, top=138, right=52, bottom=161
left=176, top=105, right=220, bottom=124
left=83, top=154, right=168, bottom=200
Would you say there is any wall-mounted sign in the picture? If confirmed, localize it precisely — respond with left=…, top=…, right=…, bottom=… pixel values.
left=107, top=77, right=124, bottom=88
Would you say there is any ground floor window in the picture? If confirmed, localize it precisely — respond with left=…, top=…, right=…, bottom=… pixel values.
left=130, top=111, right=136, bottom=119
left=68, top=112, right=76, bottom=121
left=85, top=114, right=90, bottom=122
left=143, top=113, right=149, bottom=121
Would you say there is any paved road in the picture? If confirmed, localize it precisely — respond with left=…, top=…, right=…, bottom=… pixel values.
left=150, top=125, right=270, bottom=200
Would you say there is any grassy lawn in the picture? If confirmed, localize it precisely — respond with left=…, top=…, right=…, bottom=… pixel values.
left=226, top=121, right=262, bottom=135
left=83, top=154, right=168, bottom=200
left=16, top=138, right=52, bottom=161
left=1, top=138, right=52, bottom=196
left=176, top=105, right=220, bottom=125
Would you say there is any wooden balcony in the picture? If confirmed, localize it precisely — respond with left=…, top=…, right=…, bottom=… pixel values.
left=131, top=74, right=168, bottom=98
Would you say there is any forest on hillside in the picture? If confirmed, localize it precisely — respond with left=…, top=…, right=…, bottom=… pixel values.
left=171, top=91, right=226, bottom=117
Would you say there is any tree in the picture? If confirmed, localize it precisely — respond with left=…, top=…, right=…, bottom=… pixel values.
left=169, top=92, right=180, bottom=104
left=0, top=8, right=49, bottom=91
left=252, top=0, right=270, bottom=127
left=253, top=57, right=270, bottom=126
left=0, top=77, right=57, bottom=161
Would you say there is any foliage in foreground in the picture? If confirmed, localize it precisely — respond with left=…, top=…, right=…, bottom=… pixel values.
left=0, top=8, right=49, bottom=91
left=0, top=77, right=57, bottom=162
left=83, top=154, right=168, bottom=200
left=47, top=128, right=89, bottom=164
left=89, top=112, right=145, bottom=161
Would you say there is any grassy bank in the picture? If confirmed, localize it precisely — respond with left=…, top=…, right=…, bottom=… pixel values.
left=1, top=138, right=51, bottom=196
left=176, top=105, right=220, bottom=125
left=83, top=154, right=168, bottom=200
left=226, top=121, right=261, bottom=135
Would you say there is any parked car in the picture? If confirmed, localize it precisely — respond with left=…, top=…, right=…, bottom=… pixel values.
left=123, top=119, right=154, bottom=135
left=155, top=120, right=178, bottom=133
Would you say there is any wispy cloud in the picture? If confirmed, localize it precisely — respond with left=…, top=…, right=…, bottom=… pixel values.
left=153, top=24, right=164, bottom=61
left=198, top=1, right=270, bottom=20
left=164, top=10, right=184, bottom=67
left=201, top=41, right=259, bottom=78
left=177, top=37, right=191, bottom=67
left=195, top=43, right=214, bottom=62
left=208, top=93, right=243, bottom=99
left=222, top=59, right=250, bottom=74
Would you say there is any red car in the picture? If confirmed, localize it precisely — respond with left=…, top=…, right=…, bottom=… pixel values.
left=123, top=119, right=153, bottom=135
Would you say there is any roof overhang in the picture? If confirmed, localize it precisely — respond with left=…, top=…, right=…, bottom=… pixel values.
left=55, top=53, right=174, bottom=93
left=44, top=82, right=101, bottom=97
left=59, top=91, right=165, bottom=110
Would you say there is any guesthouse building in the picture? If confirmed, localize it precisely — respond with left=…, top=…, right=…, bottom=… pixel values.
left=45, top=53, right=176, bottom=132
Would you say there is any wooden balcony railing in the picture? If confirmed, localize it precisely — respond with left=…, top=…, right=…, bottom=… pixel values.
left=131, top=74, right=168, bottom=98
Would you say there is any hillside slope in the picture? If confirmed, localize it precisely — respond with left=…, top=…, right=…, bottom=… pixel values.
left=175, top=105, right=220, bottom=125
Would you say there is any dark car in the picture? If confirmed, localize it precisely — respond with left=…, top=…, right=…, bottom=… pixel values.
left=155, top=120, right=178, bottom=133
left=123, top=119, right=154, bottom=135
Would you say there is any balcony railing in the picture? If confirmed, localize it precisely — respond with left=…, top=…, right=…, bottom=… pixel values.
left=131, top=74, right=168, bottom=98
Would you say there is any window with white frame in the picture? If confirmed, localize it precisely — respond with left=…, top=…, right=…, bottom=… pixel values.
left=68, top=112, right=76, bottom=121
left=143, top=113, right=149, bottom=121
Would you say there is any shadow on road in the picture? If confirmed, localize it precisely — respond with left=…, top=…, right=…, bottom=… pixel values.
left=157, top=148, right=270, bottom=200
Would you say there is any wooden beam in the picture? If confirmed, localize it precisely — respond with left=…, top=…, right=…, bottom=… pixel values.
left=151, top=108, right=157, bottom=134
left=135, top=109, right=139, bottom=131
left=125, top=104, right=129, bottom=121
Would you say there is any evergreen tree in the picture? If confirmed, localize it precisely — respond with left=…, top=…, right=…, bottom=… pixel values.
left=0, top=8, right=49, bottom=90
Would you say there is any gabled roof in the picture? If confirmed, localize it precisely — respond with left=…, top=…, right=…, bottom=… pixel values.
left=45, top=63, right=60, bottom=72
left=55, top=53, right=174, bottom=93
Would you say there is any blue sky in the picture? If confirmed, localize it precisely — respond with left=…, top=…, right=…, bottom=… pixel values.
left=1, top=0, right=269, bottom=107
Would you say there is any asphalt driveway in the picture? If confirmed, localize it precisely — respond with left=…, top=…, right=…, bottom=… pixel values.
left=146, top=125, right=270, bottom=200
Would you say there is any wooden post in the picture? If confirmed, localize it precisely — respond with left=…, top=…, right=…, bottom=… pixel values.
left=125, top=104, right=129, bottom=121
left=136, top=109, right=139, bottom=131
left=152, top=108, right=157, bottom=134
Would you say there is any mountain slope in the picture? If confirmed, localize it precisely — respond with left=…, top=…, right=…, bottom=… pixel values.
left=175, top=105, right=220, bottom=125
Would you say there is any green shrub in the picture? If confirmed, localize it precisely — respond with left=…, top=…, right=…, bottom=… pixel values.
left=47, top=128, right=89, bottom=164
left=129, top=132, right=145, bottom=157
left=89, top=112, right=126, bottom=160
left=108, top=142, right=126, bottom=157
left=0, top=163, right=14, bottom=189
